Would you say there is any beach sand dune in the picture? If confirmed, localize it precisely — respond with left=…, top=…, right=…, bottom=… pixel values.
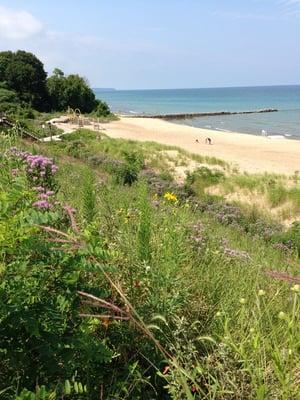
left=104, top=117, right=300, bottom=175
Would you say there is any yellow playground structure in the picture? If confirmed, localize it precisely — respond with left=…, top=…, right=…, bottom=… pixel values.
left=66, top=107, right=103, bottom=131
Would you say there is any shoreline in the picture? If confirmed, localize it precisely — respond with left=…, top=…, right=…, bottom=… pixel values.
left=54, top=116, right=300, bottom=175
left=173, top=123, right=298, bottom=141
left=103, top=117, right=300, bottom=175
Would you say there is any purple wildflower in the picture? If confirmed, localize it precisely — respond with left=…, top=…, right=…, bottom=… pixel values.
left=33, top=200, right=51, bottom=210
left=223, top=247, right=251, bottom=261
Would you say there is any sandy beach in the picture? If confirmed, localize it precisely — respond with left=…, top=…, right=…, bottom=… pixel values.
left=54, top=116, right=300, bottom=175
left=103, top=117, right=300, bottom=175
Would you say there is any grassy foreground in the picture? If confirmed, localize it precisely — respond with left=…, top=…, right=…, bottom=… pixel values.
left=0, top=127, right=300, bottom=399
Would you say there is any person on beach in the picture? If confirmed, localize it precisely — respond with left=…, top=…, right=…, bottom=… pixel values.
left=205, top=137, right=212, bottom=145
left=195, top=139, right=199, bottom=143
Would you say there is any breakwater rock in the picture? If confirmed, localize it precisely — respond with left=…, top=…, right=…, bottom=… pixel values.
left=127, top=108, right=278, bottom=120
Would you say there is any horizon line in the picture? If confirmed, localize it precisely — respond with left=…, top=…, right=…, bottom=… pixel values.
left=93, top=83, right=300, bottom=91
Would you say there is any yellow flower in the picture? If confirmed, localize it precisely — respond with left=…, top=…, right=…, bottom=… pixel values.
left=163, top=192, right=178, bottom=202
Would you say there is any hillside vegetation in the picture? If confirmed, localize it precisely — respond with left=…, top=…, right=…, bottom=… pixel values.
left=0, top=50, right=111, bottom=116
left=0, top=124, right=300, bottom=400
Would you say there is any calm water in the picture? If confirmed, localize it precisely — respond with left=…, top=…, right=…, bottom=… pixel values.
left=94, top=86, right=300, bottom=138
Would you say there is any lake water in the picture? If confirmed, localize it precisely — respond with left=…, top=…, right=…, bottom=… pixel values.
left=94, top=86, right=300, bottom=139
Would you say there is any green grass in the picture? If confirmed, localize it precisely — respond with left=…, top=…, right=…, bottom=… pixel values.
left=1, top=127, right=300, bottom=399
left=206, top=171, right=300, bottom=220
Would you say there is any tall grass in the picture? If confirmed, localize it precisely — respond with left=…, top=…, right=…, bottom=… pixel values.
left=137, top=184, right=152, bottom=263
left=82, top=169, right=97, bottom=224
left=3, top=128, right=299, bottom=399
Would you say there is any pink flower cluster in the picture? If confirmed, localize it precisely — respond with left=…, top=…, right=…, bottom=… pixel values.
left=32, top=186, right=56, bottom=210
left=9, top=147, right=59, bottom=211
left=9, top=147, right=58, bottom=189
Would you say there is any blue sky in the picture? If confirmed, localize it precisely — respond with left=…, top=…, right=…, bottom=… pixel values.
left=0, top=0, right=299, bottom=89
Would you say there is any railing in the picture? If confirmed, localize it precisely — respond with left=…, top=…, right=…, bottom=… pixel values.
left=0, top=116, right=41, bottom=141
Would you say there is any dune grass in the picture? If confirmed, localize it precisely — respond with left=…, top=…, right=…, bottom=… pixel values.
left=1, top=127, right=300, bottom=399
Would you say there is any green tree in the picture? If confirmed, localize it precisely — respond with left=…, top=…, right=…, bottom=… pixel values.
left=46, top=68, right=68, bottom=111
left=64, top=74, right=96, bottom=112
left=47, top=70, right=99, bottom=113
left=0, top=50, right=48, bottom=110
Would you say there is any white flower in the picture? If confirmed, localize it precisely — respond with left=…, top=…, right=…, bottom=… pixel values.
left=278, top=311, right=287, bottom=320
left=291, top=284, right=300, bottom=293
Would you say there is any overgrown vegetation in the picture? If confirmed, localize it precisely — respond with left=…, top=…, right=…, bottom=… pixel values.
left=0, top=123, right=299, bottom=399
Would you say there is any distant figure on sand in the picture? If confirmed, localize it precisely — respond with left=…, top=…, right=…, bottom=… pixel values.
left=261, top=130, right=267, bottom=137
left=205, top=137, right=212, bottom=145
left=195, top=139, right=199, bottom=143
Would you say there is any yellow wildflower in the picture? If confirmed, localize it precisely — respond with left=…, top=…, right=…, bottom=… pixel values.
left=163, top=192, right=178, bottom=202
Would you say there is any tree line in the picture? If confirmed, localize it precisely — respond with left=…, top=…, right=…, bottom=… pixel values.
left=0, top=50, right=110, bottom=116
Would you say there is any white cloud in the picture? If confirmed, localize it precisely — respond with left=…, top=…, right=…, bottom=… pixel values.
left=0, top=6, right=43, bottom=40
left=278, top=0, right=300, bottom=9
left=212, top=10, right=277, bottom=20
left=279, top=0, right=300, bottom=5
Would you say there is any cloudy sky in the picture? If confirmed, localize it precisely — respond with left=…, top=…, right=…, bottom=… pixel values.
left=0, top=0, right=299, bottom=89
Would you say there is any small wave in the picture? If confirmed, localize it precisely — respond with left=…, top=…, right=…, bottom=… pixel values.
left=267, top=135, right=286, bottom=139
left=204, top=125, right=212, bottom=129
left=284, top=134, right=292, bottom=137
left=215, top=128, right=231, bottom=132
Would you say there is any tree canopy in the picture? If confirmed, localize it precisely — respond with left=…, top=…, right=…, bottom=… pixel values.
left=47, top=70, right=99, bottom=113
left=0, top=50, right=48, bottom=110
left=0, top=50, right=111, bottom=116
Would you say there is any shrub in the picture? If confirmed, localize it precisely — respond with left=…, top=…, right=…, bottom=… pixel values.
left=277, top=221, right=300, bottom=256
left=67, top=139, right=87, bottom=158
left=114, top=151, right=144, bottom=186
left=92, top=99, right=111, bottom=117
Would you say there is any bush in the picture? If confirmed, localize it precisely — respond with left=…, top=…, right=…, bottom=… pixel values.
left=114, top=151, right=144, bottom=186
left=277, top=221, right=300, bottom=256
left=92, top=99, right=111, bottom=117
